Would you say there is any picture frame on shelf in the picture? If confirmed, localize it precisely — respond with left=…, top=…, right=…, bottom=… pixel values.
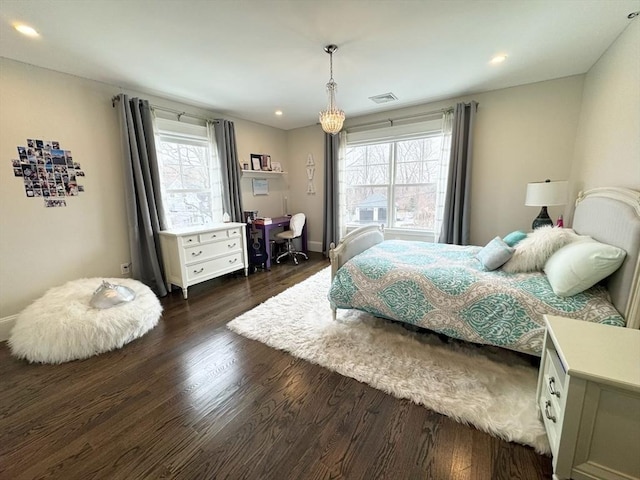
left=250, top=154, right=262, bottom=171
left=261, top=155, right=272, bottom=171
left=271, top=161, right=282, bottom=172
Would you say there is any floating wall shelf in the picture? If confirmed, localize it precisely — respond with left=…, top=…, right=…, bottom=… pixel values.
left=241, top=170, right=287, bottom=177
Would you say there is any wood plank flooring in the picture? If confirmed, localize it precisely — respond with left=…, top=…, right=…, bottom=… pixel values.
left=0, top=253, right=552, bottom=479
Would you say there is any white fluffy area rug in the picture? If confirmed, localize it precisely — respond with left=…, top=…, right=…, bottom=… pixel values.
left=228, top=267, right=550, bottom=454
left=9, top=277, right=162, bottom=364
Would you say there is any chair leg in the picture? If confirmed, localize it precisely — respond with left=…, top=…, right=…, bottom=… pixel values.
left=276, top=239, right=293, bottom=263
left=275, top=239, right=307, bottom=265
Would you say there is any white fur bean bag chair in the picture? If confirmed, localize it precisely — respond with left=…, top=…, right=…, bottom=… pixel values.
left=9, top=277, right=162, bottom=364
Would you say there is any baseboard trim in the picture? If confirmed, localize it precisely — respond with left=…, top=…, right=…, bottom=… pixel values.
left=0, top=314, right=17, bottom=342
left=308, top=240, right=323, bottom=253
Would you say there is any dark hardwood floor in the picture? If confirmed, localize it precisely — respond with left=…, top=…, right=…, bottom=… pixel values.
left=0, top=253, right=552, bottom=480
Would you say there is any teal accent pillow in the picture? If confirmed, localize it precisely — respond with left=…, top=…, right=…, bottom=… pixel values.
left=503, top=230, right=528, bottom=247
left=477, top=237, right=515, bottom=271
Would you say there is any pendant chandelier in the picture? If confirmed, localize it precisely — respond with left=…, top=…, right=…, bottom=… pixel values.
left=319, top=44, right=345, bottom=135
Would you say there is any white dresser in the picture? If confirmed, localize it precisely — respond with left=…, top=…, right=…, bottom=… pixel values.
left=159, top=223, right=248, bottom=299
left=538, top=315, right=640, bottom=480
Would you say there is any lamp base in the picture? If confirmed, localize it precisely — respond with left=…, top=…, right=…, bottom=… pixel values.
left=532, top=206, right=553, bottom=230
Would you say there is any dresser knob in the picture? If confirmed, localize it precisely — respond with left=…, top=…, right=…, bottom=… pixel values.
left=544, top=400, right=557, bottom=423
left=191, top=250, right=203, bottom=257
left=229, top=258, right=237, bottom=263
left=548, top=377, right=561, bottom=398
left=228, top=243, right=236, bottom=248
left=193, top=268, right=204, bottom=274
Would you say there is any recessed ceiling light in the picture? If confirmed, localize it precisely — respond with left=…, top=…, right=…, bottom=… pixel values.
left=490, top=54, right=507, bottom=65
left=14, top=24, right=39, bottom=37
left=275, top=110, right=283, bottom=116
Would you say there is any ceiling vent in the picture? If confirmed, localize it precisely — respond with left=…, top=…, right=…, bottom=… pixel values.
left=369, top=92, right=398, bottom=104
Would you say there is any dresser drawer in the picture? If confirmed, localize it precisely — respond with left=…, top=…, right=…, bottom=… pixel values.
left=198, top=227, right=242, bottom=243
left=184, top=238, right=241, bottom=264
left=181, top=234, right=200, bottom=246
left=186, top=253, right=243, bottom=281
left=199, top=230, right=226, bottom=243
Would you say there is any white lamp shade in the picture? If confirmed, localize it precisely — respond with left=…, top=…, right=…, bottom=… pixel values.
left=525, top=180, right=568, bottom=206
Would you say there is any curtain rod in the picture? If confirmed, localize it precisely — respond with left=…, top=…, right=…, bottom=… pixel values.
left=150, top=104, right=219, bottom=123
left=111, top=95, right=219, bottom=123
left=345, top=107, right=453, bottom=131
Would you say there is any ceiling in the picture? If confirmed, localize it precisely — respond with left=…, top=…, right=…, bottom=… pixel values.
left=1, top=0, right=638, bottom=130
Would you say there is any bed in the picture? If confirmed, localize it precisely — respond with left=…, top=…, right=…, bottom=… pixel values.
left=328, top=187, right=640, bottom=356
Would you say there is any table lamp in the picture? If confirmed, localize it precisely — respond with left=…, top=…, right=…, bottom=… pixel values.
left=525, top=179, right=568, bottom=229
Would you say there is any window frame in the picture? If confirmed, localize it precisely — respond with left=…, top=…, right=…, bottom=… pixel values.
left=343, top=120, right=446, bottom=236
left=154, top=118, right=223, bottom=229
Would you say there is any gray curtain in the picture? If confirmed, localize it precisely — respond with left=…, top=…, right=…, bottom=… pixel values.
left=214, top=119, right=243, bottom=222
left=322, top=132, right=340, bottom=255
left=439, top=101, right=478, bottom=245
left=115, top=95, right=167, bottom=297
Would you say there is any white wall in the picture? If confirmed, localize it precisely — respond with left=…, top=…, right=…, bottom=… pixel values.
left=286, top=75, right=585, bottom=248
left=569, top=20, right=640, bottom=214
left=235, top=119, right=289, bottom=219
left=285, top=124, right=325, bottom=252
left=0, top=58, right=287, bottom=317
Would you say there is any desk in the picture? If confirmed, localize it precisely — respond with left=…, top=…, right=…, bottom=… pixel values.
left=249, top=216, right=308, bottom=269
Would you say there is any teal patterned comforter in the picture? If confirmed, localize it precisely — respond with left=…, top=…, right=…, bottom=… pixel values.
left=328, top=240, right=624, bottom=355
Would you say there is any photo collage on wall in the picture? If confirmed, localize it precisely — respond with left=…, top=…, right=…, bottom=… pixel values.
left=10, top=138, right=86, bottom=208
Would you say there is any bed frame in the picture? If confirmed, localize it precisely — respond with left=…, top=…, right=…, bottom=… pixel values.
left=329, top=187, right=640, bottom=329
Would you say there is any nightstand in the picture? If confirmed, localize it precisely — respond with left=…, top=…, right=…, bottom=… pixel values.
left=537, top=315, right=640, bottom=480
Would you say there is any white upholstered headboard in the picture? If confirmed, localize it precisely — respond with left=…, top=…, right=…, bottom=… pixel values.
left=572, top=187, right=640, bottom=328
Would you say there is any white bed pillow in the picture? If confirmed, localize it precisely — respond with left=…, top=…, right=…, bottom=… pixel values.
left=544, top=240, right=626, bottom=296
left=501, top=226, right=579, bottom=274
left=476, top=236, right=514, bottom=270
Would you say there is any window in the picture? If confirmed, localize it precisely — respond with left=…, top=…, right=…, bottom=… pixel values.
left=342, top=116, right=449, bottom=235
left=155, top=119, right=223, bottom=229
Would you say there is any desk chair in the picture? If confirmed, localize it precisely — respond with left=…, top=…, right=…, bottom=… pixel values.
left=275, top=213, right=308, bottom=265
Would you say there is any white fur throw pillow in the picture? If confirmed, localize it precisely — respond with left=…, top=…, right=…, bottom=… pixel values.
left=501, top=227, right=579, bottom=273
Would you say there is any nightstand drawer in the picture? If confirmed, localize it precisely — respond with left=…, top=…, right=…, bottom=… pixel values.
left=544, top=346, right=566, bottom=402
left=539, top=392, right=561, bottom=456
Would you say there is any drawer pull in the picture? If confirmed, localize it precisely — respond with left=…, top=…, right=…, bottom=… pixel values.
left=186, top=238, right=193, bottom=243
left=228, top=242, right=237, bottom=248
left=191, top=250, right=203, bottom=257
left=229, top=258, right=238, bottom=264
left=193, top=267, right=204, bottom=274
left=544, top=400, right=556, bottom=423
left=548, top=377, right=561, bottom=398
